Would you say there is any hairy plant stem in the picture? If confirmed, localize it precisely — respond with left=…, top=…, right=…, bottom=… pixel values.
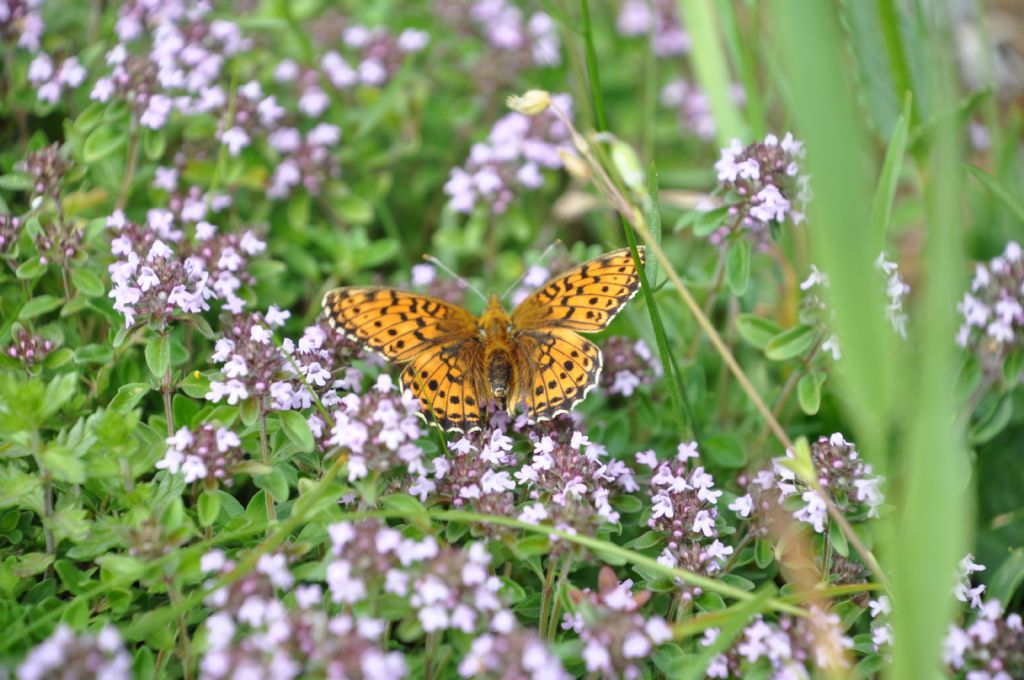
left=165, top=576, right=194, bottom=680
left=258, top=400, right=277, bottom=523
left=538, top=554, right=560, bottom=638
left=116, top=120, right=140, bottom=211
left=161, top=364, right=175, bottom=438
left=423, top=631, right=439, bottom=680
left=546, top=555, right=572, bottom=641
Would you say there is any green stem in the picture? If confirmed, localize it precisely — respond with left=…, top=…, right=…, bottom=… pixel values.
left=258, top=401, right=278, bottom=523
left=165, top=576, right=194, bottom=680
left=546, top=555, right=573, bottom=641
left=538, top=555, right=559, bottom=636
left=116, top=119, right=140, bottom=211
left=578, top=0, right=607, bottom=131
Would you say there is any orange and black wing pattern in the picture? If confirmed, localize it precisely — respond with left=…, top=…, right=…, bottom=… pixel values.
left=511, top=247, right=645, bottom=333
left=322, top=287, right=485, bottom=431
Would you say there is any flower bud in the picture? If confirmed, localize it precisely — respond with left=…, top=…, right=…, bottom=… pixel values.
left=506, top=90, right=551, bottom=115
left=558, top=149, right=592, bottom=181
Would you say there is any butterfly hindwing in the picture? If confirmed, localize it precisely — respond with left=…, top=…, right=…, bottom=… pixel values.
left=512, top=247, right=645, bottom=333
left=322, top=287, right=478, bottom=362
left=516, top=329, right=602, bottom=421
left=401, top=341, right=486, bottom=432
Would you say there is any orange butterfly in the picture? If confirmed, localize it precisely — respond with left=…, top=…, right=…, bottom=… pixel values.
left=322, top=247, right=646, bottom=432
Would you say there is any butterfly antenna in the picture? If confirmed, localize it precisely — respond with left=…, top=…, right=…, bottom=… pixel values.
left=422, top=254, right=488, bottom=303
left=500, top=240, right=562, bottom=301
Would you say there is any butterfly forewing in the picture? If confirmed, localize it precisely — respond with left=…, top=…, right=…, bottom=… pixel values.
left=322, top=287, right=478, bottom=362
left=512, top=247, right=645, bottom=332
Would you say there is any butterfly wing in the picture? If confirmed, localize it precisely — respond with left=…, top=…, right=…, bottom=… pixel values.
left=515, top=328, right=603, bottom=421
left=401, top=341, right=488, bottom=432
left=322, top=287, right=486, bottom=432
left=511, top=246, right=645, bottom=333
left=322, top=287, right=478, bottom=362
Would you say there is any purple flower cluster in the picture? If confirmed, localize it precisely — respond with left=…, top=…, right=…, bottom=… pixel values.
left=327, top=520, right=509, bottom=636
left=266, top=123, right=342, bottom=199
left=27, top=51, right=86, bottom=103
left=734, top=433, right=884, bottom=535
left=616, top=0, right=689, bottom=57
left=100, top=1, right=247, bottom=127
left=713, top=133, right=810, bottom=248
left=200, top=548, right=407, bottom=679
left=704, top=606, right=853, bottom=678
left=562, top=567, right=673, bottom=679
left=466, top=0, right=560, bottom=66
left=944, top=598, right=1024, bottom=680
left=5, top=327, right=55, bottom=369
left=0, top=0, right=44, bottom=51
left=323, top=374, right=426, bottom=480
left=800, top=253, right=911, bottom=361
left=0, top=214, right=22, bottom=253
left=444, top=94, right=573, bottom=215
left=601, top=336, right=662, bottom=397
left=155, top=423, right=243, bottom=485
left=956, top=241, right=1024, bottom=370
left=410, top=428, right=518, bottom=521
left=206, top=309, right=298, bottom=407
left=18, top=624, right=131, bottom=680
left=637, top=443, right=733, bottom=595
left=107, top=210, right=265, bottom=328
left=22, top=142, right=69, bottom=202
left=458, top=616, right=570, bottom=678
left=514, top=427, right=637, bottom=538
left=660, top=79, right=745, bottom=141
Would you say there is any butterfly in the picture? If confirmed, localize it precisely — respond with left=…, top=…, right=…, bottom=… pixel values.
left=322, top=246, right=646, bottom=432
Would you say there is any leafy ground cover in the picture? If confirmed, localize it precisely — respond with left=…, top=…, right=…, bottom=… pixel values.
left=0, top=1, right=1022, bottom=678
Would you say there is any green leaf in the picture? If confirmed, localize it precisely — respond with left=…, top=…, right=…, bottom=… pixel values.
left=15, top=259, right=47, bottom=280
left=276, top=410, right=314, bottom=453
left=735, top=313, right=782, bottom=349
left=43, top=348, right=74, bottom=369
left=41, top=443, right=86, bottom=484
left=143, top=128, right=166, bottom=161
left=180, top=371, right=211, bottom=399
left=13, top=552, right=54, bottom=578
left=145, top=335, right=171, bottom=380
left=969, top=393, right=1013, bottom=445
left=83, top=125, right=127, bottom=163
left=335, top=194, right=374, bottom=224
left=754, top=538, right=773, bottom=568
left=830, top=519, right=850, bottom=558
left=254, top=468, right=288, bottom=502
left=725, top=238, right=750, bottom=295
left=964, top=163, right=1024, bottom=224
left=109, top=383, right=151, bottom=412
left=692, top=206, right=730, bottom=237
left=869, top=94, right=911, bottom=250
left=42, top=372, right=78, bottom=419
left=19, top=295, right=62, bottom=320
left=70, top=268, right=105, bottom=297
left=74, top=344, right=114, bottom=365
left=512, top=535, right=551, bottom=557
left=988, top=549, right=1024, bottom=606
left=765, top=325, right=817, bottom=361
left=701, top=432, right=748, bottom=468
left=797, top=370, right=825, bottom=415
left=0, top=173, right=33, bottom=191
left=198, top=488, right=220, bottom=527
left=380, top=493, right=428, bottom=518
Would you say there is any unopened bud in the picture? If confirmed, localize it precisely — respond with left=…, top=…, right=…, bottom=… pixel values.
left=558, top=149, right=592, bottom=181
left=611, top=140, right=645, bottom=193
left=506, top=90, right=551, bottom=115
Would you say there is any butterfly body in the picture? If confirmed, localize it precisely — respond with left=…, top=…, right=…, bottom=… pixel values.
left=323, top=247, right=645, bottom=432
